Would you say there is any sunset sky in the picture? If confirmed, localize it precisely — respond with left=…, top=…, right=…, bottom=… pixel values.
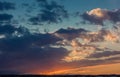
left=0, top=0, right=120, bottom=75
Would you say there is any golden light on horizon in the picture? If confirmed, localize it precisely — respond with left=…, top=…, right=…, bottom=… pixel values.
left=41, top=63, right=120, bottom=75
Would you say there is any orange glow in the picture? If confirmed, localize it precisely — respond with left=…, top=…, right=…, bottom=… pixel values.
left=43, top=63, right=120, bottom=75
left=63, top=40, right=96, bottom=62
left=104, top=32, right=118, bottom=42
left=27, top=64, right=74, bottom=75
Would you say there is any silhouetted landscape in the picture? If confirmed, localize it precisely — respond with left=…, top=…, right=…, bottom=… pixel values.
left=0, top=75, right=120, bottom=77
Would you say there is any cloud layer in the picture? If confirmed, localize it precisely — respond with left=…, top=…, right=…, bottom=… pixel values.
left=0, top=23, right=120, bottom=74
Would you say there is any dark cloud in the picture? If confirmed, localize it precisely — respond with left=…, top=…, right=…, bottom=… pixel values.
left=81, top=12, right=104, bottom=25
left=0, top=24, right=30, bottom=38
left=55, top=27, right=88, bottom=34
left=29, top=0, right=68, bottom=25
left=88, top=51, right=120, bottom=58
left=81, top=8, right=120, bottom=25
left=54, top=27, right=88, bottom=40
left=107, top=9, right=120, bottom=23
left=0, top=14, right=13, bottom=22
left=54, top=27, right=119, bottom=43
left=0, top=24, right=68, bottom=73
left=0, top=1, right=15, bottom=11
left=0, top=33, right=62, bottom=52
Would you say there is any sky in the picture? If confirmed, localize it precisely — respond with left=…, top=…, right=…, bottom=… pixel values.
left=0, top=0, right=120, bottom=75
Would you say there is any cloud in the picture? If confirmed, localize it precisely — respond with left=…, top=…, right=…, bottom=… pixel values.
left=80, top=29, right=119, bottom=43
left=0, top=1, right=120, bottom=74
left=0, top=14, right=13, bottom=22
left=108, top=9, right=120, bottom=23
left=0, top=25, right=120, bottom=74
left=87, top=51, right=120, bottom=59
left=53, top=28, right=119, bottom=62
left=54, top=27, right=119, bottom=43
left=0, top=33, right=62, bottom=53
left=81, top=8, right=120, bottom=25
left=62, top=39, right=102, bottom=62
left=0, top=24, right=68, bottom=74
left=29, top=0, right=68, bottom=25
left=0, top=24, right=30, bottom=38
left=0, top=1, right=15, bottom=11
left=54, top=27, right=88, bottom=40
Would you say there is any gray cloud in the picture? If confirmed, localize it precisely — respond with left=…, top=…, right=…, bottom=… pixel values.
left=54, top=27, right=89, bottom=40
left=88, top=51, right=120, bottom=58
left=54, top=28, right=119, bottom=43
left=28, top=0, right=68, bottom=25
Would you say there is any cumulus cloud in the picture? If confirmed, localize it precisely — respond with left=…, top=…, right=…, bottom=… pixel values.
left=0, top=1, right=15, bottom=11
left=81, top=8, right=120, bottom=25
left=62, top=39, right=102, bottom=62
left=29, top=0, right=68, bottom=25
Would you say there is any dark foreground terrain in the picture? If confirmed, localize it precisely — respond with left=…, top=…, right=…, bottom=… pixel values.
left=0, top=75, right=120, bottom=77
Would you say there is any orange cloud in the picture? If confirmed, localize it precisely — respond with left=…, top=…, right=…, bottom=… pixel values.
left=87, top=8, right=109, bottom=19
left=62, top=40, right=96, bottom=62
left=104, top=31, right=118, bottom=42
